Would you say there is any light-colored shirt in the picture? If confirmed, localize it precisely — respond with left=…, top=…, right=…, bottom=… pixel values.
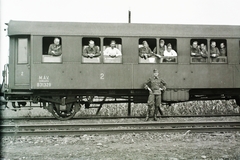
left=103, top=47, right=122, bottom=57
left=163, top=49, right=177, bottom=56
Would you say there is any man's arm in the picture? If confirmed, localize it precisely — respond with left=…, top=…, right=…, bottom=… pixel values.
left=171, top=50, right=177, bottom=56
left=139, top=48, right=144, bottom=58
left=190, top=48, right=200, bottom=57
left=153, top=47, right=157, bottom=54
left=201, top=50, right=208, bottom=58
left=48, top=44, right=53, bottom=55
left=116, top=48, right=122, bottom=57
left=93, top=46, right=101, bottom=57
left=161, top=79, right=167, bottom=90
left=216, top=48, right=220, bottom=57
left=147, top=48, right=153, bottom=57
left=103, top=48, right=109, bottom=56
left=82, top=47, right=89, bottom=57
left=54, top=46, right=62, bottom=56
left=153, top=47, right=162, bottom=58
left=144, top=78, right=152, bottom=92
left=49, top=45, right=62, bottom=56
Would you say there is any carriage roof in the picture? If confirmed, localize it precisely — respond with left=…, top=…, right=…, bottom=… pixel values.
left=8, top=20, right=240, bottom=38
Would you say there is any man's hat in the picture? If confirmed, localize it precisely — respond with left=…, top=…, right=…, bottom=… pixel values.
left=153, top=69, right=158, bottom=73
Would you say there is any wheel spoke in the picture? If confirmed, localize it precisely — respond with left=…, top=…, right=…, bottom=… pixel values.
left=51, top=103, right=77, bottom=120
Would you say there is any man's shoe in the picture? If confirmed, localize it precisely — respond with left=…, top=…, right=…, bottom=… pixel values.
left=153, top=115, right=158, bottom=121
left=145, top=117, right=149, bottom=121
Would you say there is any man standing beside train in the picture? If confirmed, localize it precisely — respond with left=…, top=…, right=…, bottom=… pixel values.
left=144, top=69, right=167, bottom=121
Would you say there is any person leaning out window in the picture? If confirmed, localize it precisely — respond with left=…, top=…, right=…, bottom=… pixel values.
left=163, top=43, right=177, bottom=62
left=48, top=38, right=62, bottom=56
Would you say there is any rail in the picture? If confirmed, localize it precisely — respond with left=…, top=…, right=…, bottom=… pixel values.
left=1, top=121, right=240, bottom=136
left=1, top=114, right=240, bottom=121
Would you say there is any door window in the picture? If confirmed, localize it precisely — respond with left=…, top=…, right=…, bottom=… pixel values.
left=17, top=38, right=28, bottom=64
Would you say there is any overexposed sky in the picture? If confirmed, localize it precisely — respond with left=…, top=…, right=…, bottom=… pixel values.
left=1, top=0, right=240, bottom=25
left=1, top=0, right=240, bottom=80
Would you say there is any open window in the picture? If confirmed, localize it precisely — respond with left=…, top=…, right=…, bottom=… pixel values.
left=103, top=38, right=122, bottom=63
left=42, top=37, right=62, bottom=63
left=210, top=39, right=227, bottom=63
left=159, top=38, right=177, bottom=63
left=82, top=37, right=101, bottom=63
left=138, top=38, right=156, bottom=63
left=190, top=39, right=208, bottom=63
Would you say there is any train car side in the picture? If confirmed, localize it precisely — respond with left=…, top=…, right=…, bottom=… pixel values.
left=1, top=20, right=240, bottom=120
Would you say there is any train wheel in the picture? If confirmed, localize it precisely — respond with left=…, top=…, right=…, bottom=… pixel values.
left=51, top=103, right=77, bottom=120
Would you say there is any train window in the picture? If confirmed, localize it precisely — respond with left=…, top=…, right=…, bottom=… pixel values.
left=138, top=38, right=156, bottom=63
left=17, top=38, right=28, bottom=64
left=42, top=37, right=62, bottom=63
left=210, top=39, right=227, bottom=63
left=156, top=38, right=177, bottom=63
left=103, top=38, right=122, bottom=63
left=82, top=37, right=101, bottom=63
left=190, top=39, right=208, bottom=63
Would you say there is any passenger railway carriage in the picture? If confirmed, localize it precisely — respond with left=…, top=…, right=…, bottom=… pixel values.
left=1, top=20, right=240, bottom=120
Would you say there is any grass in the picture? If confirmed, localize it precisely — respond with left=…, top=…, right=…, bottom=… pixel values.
left=75, top=99, right=239, bottom=117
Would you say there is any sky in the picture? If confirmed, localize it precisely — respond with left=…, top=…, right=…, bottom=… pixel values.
left=1, top=0, right=240, bottom=81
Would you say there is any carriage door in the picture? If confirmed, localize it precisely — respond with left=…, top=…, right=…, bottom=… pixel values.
left=15, top=37, right=30, bottom=86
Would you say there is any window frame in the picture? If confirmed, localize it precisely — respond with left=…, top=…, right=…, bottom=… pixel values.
left=103, top=37, right=123, bottom=64
left=150, top=38, right=178, bottom=64
left=42, top=37, right=63, bottom=64
left=190, top=38, right=208, bottom=64
left=209, top=39, right=228, bottom=64
left=138, top=38, right=157, bottom=64
left=82, top=37, right=101, bottom=64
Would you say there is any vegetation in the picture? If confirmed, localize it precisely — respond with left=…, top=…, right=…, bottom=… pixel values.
left=1, top=100, right=239, bottom=118
left=75, top=100, right=239, bottom=117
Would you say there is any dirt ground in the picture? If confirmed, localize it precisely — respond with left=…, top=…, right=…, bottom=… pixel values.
left=1, top=132, right=240, bottom=160
left=1, top=104, right=240, bottom=159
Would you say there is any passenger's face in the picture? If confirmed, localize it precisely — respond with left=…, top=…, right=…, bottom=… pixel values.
left=220, top=44, right=224, bottom=48
left=160, top=42, right=164, bottom=47
left=167, top=47, right=172, bottom=52
left=89, top=43, right=94, bottom=48
left=110, top=43, right=116, bottom=48
left=154, top=72, right=159, bottom=77
left=54, top=39, right=60, bottom=45
left=143, top=43, right=148, bottom=47
left=200, top=44, right=205, bottom=49
left=211, top=43, right=216, bottom=47
left=193, top=43, right=198, bottom=48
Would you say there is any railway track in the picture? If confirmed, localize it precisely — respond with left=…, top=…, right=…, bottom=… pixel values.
left=1, top=114, right=240, bottom=121
left=1, top=121, right=240, bottom=136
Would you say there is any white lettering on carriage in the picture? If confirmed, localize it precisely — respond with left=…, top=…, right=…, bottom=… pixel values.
left=37, top=75, right=51, bottom=88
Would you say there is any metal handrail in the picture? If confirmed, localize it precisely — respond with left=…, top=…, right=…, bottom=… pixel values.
left=1, top=64, right=9, bottom=92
